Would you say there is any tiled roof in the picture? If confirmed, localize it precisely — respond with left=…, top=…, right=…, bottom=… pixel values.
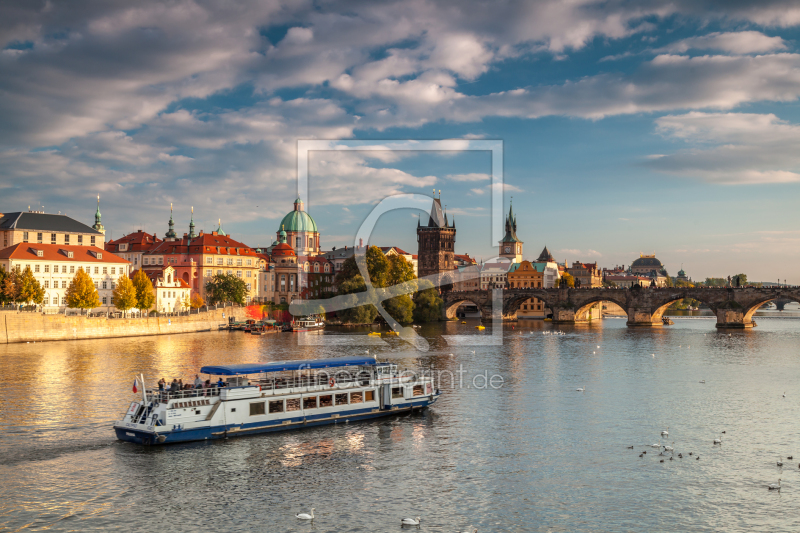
left=143, top=232, right=256, bottom=256
left=106, top=230, right=162, bottom=252
left=0, top=212, right=102, bottom=234
left=379, top=246, right=411, bottom=256
left=0, top=243, right=129, bottom=263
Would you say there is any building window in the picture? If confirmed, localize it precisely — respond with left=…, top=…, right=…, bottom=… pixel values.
left=227, top=258, right=233, bottom=266
left=102, top=296, right=107, bottom=304
left=77, top=235, right=83, bottom=245
left=62, top=297, right=67, bottom=305
left=37, top=233, right=43, bottom=243
left=295, top=237, right=301, bottom=248
left=246, top=271, right=251, bottom=278
left=94, top=267, right=99, bottom=274
left=62, top=281, right=67, bottom=288
left=23, top=232, right=29, bottom=242
left=102, top=267, right=107, bottom=274
left=64, top=234, right=70, bottom=244
left=102, top=281, right=107, bottom=289
left=206, top=257, right=212, bottom=264
left=246, top=259, right=252, bottom=266
left=158, top=257, right=163, bottom=264
left=62, top=265, right=67, bottom=273
left=236, top=270, right=242, bottom=278
left=217, top=258, right=223, bottom=265
left=111, top=267, right=115, bottom=275
left=44, top=264, right=49, bottom=273
left=111, top=282, right=116, bottom=289
left=110, top=297, right=114, bottom=305
left=90, top=236, right=96, bottom=245
left=43, top=297, right=49, bottom=305
left=237, top=259, right=242, bottom=266
left=216, top=270, right=221, bottom=275
left=246, top=283, right=251, bottom=290
left=94, top=282, right=99, bottom=288
left=44, top=280, right=49, bottom=288
left=34, top=264, right=40, bottom=272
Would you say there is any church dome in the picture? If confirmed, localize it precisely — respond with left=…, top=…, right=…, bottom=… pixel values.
left=631, top=255, right=663, bottom=268
left=279, top=197, right=318, bottom=233
left=271, top=242, right=295, bottom=257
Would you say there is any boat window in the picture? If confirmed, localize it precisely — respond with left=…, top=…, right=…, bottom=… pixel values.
left=392, top=387, right=403, bottom=399
left=335, top=393, right=348, bottom=405
left=413, top=385, right=424, bottom=396
left=303, top=396, right=317, bottom=409
left=269, top=400, right=284, bottom=413
left=286, top=398, right=300, bottom=411
left=250, top=402, right=266, bottom=416
left=319, top=395, right=333, bottom=407
left=364, top=390, right=375, bottom=402
left=350, top=392, right=363, bottom=404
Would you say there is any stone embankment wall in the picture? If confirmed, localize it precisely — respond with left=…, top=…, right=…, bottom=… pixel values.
left=0, top=307, right=233, bottom=344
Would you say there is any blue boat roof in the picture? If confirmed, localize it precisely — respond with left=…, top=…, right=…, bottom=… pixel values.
left=200, top=356, right=378, bottom=376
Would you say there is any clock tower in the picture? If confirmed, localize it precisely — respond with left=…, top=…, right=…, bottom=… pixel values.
left=499, top=200, right=523, bottom=263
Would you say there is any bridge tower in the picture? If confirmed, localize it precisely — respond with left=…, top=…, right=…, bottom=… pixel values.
left=499, top=200, right=522, bottom=263
left=417, top=192, right=456, bottom=288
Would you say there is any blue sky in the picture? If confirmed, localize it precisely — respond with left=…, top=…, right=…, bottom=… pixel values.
left=2, top=1, right=800, bottom=282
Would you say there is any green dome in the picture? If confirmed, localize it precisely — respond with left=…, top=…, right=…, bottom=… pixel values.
left=279, top=209, right=318, bottom=233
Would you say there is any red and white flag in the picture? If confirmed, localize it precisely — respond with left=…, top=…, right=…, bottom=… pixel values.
left=132, top=378, right=138, bottom=393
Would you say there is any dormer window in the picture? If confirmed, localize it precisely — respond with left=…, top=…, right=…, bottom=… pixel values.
left=67, top=251, right=74, bottom=258
left=36, top=250, right=43, bottom=257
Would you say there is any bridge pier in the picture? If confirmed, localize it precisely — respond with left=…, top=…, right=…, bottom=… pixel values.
left=625, top=307, right=663, bottom=327
left=550, top=308, right=591, bottom=324
left=715, top=309, right=755, bottom=328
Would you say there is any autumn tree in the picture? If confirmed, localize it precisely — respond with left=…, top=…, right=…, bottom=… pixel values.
left=65, top=267, right=101, bottom=312
left=112, top=275, right=138, bottom=316
left=131, top=269, right=156, bottom=313
left=190, top=293, right=204, bottom=308
left=0, top=265, right=18, bottom=305
left=412, top=279, right=443, bottom=323
left=559, top=272, right=575, bottom=288
left=17, top=265, right=45, bottom=305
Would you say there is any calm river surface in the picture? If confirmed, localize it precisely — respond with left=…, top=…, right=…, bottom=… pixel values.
left=2, top=315, right=800, bottom=532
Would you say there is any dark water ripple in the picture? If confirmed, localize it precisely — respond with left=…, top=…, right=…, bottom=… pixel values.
left=1, top=319, right=799, bottom=532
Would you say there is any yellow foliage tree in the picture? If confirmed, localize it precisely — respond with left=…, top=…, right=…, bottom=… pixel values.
left=131, top=269, right=155, bottom=314
left=112, top=275, right=138, bottom=315
left=66, top=267, right=101, bottom=312
left=17, top=265, right=45, bottom=305
left=190, top=293, right=204, bottom=308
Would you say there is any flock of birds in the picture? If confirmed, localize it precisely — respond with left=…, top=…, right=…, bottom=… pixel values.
left=542, top=330, right=566, bottom=336
left=628, top=427, right=792, bottom=491
left=294, top=510, right=476, bottom=530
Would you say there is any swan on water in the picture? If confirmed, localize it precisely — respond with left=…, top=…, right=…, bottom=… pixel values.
left=576, top=385, right=586, bottom=392
left=661, top=427, right=669, bottom=437
left=783, top=392, right=786, bottom=398
left=664, top=442, right=674, bottom=452
left=777, top=458, right=783, bottom=467
left=401, top=516, right=421, bottom=526
left=699, top=380, right=705, bottom=383
left=296, top=509, right=315, bottom=520
left=767, top=479, right=781, bottom=491
left=714, top=436, right=722, bottom=445
left=456, top=529, right=477, bottom=533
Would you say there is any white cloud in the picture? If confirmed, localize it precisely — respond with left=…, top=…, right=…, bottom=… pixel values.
left=647, top=111, right=800, bottom=184
left=447, top=173, right=490, bottom=181
left=659, top=31, right=787, bottom=54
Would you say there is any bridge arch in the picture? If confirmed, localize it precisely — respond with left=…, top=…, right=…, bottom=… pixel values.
left=443, top=295, right=486, bottom=320
left=573, top=295, right=629, bottom=321
left=502, top=290, right=555, bottom=318
left=743, top=293, right=800, bottom=323
left=649, top=290, right=720, bottom=324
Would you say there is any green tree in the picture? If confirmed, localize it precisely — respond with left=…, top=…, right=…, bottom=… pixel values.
left=336, top=275, right=379, bottom=324
left=65, top=267, right=101, bottom=311
left=17, top=265, right=45, bottom=305
left=112, top=275, right=138, bottom=315
left=560, top=272, right=575, bottom=288
left=205, top=273, right=247, bottom=305
left=385, top=294, right=414, bottom=324
left=733, top=273, right=748, bottom=286
left=335, top=246, right=392, bottom=287
left=664, top=275, right=674, bottom=287
left=413, top=279, right=443, bottom=323
left=386, top=254, right=415, bottom=286
left=131, top=269, right=156, bottom=312
left=703, top=277, right=726, bottom=287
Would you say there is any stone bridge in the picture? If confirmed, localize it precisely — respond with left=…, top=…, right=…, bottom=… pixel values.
left=442, top=286, right=800, bottom=328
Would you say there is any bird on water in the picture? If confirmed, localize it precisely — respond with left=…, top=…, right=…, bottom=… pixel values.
left=296, top=508, right=315, bottom=520
left=401, top=516, right=421, bottom=527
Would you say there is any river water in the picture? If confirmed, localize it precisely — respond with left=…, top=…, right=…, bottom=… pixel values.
left=1, top=316, right=800, bottom=532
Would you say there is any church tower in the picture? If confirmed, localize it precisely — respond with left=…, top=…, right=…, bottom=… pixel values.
left=165, top=203, right=178, bottom=241
left=92, top=195, right=105, bottom=235
left=416, top=191, right=456, bottom=287
left=499, top=200, right=522, bottom=263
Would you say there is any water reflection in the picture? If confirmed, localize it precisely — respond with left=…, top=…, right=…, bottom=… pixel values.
left=2, top=320, right=800, bottom=532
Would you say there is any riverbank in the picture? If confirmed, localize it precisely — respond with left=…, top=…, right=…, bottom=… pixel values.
left=0, top=306, right=233, bottom=344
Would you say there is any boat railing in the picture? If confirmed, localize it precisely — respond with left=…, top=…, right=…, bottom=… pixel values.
left=147, top=387, right=222, bottom=403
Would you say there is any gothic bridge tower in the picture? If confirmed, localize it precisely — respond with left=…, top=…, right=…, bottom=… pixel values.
left=417, top=192, right=456, bottom=288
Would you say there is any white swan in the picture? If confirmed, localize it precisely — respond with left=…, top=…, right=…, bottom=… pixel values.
left=783, top=392, right=786, bottom=398
left=699, top=380, right=705, bottom=383
left=661, top=427, right=669, bottom=437
left=713, top=436, right=722, bottom=445
left=401, top=516, right=421, bottom=526
left=777, top=457, right=783, bottom=467
left=457, top=529, right=478, bottom=533
left=664, top=442, right=674, bottom=452
left=767, top=479, right=781, bottom=490
left=296, top=508, right=315, bottom=520
left=576, top=385, right=586, bottom=392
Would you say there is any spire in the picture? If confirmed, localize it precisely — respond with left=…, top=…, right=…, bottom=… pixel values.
left=92, top=194, right=105, bottom=234
left=165, top=203, right=177, bottom=240
left=216, top=218, right=226, bottom=237
left=278, top=224, right=287, bottom=243
left=294, top=196, right=304, bottom=212
left=188, top=206, right=196, bottom=239
left=500, top=200, right=521, bottom=244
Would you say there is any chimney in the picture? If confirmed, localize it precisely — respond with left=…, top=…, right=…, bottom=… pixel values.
left=359, top=238, right=363, bottom=247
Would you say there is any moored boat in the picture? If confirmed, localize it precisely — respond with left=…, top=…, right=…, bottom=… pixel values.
left=291, top=316, right=324, bottom=332
left=114, top=357, right=440, bottom=446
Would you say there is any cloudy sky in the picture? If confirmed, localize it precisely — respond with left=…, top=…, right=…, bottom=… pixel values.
left=2, top=0, right=800, bottom=282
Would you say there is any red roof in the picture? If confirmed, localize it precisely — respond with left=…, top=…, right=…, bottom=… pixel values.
left=454, top=253, right=477, bottom=265
left=0, top=243, right=130, bottom=263
left=271, top=243, right=295, bottom=257
left=133, top=266, right=191, bottom=288
left=143, top=232, right=256, bottom=256
left=106, top=230, right=161, bottom=253
left=379, top=246, right=411, bottom=256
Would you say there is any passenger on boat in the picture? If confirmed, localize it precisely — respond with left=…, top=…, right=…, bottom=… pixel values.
left=217, top=378, right=224, bottom=388
left=170, top=379, right=179, bottom=393
left=194, top=375, right=203, bottom=388
left=158, top=378, right=165, bottom=391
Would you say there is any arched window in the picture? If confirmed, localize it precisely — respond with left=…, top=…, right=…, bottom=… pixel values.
left=314, top=263, right=319, bottom=273
left=324, top=264, right=329, bottom=272
left=304, top=262, right=309, bottom=272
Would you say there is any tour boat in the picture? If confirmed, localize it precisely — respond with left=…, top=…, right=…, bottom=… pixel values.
left=291, top=317, right=325, bottom=332
left=114, top=356, right=440, bottom=446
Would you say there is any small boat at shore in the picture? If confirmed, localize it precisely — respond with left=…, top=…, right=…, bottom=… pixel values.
left=114, top=357, right=440, bottom=446
left=291, top=316, right=324, bottom=332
